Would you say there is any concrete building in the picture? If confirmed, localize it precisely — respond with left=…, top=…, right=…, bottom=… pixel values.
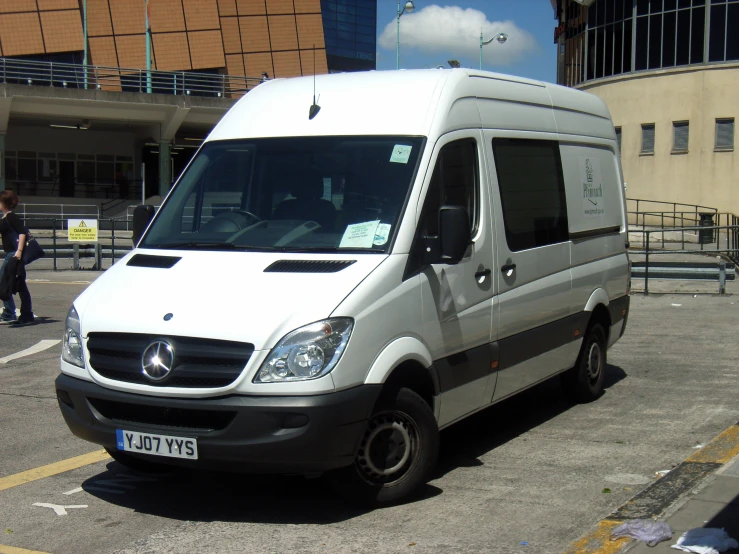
left=552, top=0, right=739, bottom=214
left=0, top=0, right=377, bottom=201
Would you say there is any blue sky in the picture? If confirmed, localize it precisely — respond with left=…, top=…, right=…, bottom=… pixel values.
left=374, top=0, right=558, bottom=82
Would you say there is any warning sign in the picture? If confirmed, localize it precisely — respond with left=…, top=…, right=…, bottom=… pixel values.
left=68, top=219, right=98, bottom=242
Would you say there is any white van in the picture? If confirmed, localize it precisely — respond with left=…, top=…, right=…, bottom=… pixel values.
left=56, top=69, right=630, bottom=505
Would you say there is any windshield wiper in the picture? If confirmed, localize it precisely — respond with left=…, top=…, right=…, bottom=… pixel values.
left=278, top=247, right=385, bottom=253
left=149, top=243, right=384, bottom=253
left=152, top=242, right=238, bottom=250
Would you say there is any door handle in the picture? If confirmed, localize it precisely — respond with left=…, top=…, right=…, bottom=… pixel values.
left=475, top=268, right=492, bottom=280
left=501, top=263, right=517, bottom=273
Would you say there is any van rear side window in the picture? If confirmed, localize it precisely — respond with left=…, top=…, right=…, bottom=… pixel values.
left=492, top=139, right=569, bottom=252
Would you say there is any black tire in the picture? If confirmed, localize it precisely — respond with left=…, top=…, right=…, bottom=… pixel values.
left=329, top=387, right=439, bottom=507
left=105, top=447, right=172, bottom=474
left=561, top=323, right=607, bottom=403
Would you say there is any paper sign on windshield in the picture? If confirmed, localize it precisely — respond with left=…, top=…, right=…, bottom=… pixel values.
left=340, top=220, right=381, bottom=248
left=390, top=145, right=412, bottom=164
left=373, top=223, right=392, bottom=245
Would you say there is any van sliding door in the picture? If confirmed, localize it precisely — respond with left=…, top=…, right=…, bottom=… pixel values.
left=484, top=134, right=577, bottom=403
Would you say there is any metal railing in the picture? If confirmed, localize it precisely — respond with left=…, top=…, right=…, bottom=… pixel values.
left=18, top=203, right=100, bottom=222
left=0, top=57, right=265, bottom=98
left=7, top=179, right=144, bottom=201
left=630, top=224, right=739, bottom=294
left=30, top=218, right=133, bottom=270
left=627, top=198, right=718, bottom=228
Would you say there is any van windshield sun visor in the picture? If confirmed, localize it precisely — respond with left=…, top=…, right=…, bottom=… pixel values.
left=138, top=136, right=425, bottom=255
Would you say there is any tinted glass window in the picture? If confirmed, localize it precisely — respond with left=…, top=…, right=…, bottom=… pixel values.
left=142, top=136, right=424, bottom=253
left=492, top=139, right=569, bottom=252
left=419, top=139, right=479, bottom=238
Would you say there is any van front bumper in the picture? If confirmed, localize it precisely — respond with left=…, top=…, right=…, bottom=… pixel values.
left=55, top=374, right=381, bottom=474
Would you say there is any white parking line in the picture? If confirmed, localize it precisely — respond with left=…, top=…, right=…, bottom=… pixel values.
left=32, top=503, right=88, bottom=516
left=0, top=340, right=61, bottom=364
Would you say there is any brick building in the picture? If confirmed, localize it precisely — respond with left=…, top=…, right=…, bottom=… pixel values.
left=0, top=0, right=376, bottom=200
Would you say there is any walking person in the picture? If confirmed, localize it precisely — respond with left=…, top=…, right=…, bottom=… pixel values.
left=0, top=190, right=34, bottom=325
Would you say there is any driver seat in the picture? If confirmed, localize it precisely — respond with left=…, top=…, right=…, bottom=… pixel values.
left=272, top=171, right=336, bottom=230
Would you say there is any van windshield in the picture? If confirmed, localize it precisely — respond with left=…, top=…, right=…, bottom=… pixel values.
left=140, top=136, right=424, bottom=253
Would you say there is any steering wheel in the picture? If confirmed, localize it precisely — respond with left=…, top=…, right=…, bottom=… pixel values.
left=200, top=209, right=263, bottom=233
left=230, top=210, right=262, bottom=224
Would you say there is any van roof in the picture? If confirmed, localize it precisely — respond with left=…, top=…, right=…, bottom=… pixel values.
left=207, top=69, right=613, bottom=142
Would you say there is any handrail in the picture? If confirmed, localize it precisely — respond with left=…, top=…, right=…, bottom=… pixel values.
left=627, top=197, right=718, bottom=214
left=17, top=203, right=100, bottom=220
left=0, top=57, right=266, bottom=97
left=631, top=220, right=739, bottom=293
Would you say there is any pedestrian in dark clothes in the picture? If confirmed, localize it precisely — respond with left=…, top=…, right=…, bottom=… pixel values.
left=0, top=190, right=34, bottom=325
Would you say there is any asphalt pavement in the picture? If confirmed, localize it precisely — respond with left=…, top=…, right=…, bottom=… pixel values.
left=1, top=271, right=739, bottom=553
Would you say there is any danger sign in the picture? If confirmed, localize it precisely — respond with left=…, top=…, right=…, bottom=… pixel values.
left=68, top=219, right=98, bottom=242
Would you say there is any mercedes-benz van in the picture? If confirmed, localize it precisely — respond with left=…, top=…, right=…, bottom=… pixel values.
left=56, top=69, right=630, bottom=505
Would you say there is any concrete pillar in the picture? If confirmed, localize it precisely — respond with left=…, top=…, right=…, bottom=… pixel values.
left=158, top=140, right=171, bottom=197
left=0, top=134, right=5, bottom=191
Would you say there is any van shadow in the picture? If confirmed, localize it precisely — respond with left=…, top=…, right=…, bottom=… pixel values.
left=81, top=364, right=626, bottom=523
left=81, top=463, right=442, bottom=524
left=435, top=363, right=627, bottom=476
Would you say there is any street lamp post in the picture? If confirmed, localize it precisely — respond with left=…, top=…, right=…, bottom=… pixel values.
left=145, top=0, right=152, bottom=93
left=82, top=0, right=87, bottom=89
left=396, top=0, right=415, bottom=70
left=479, top=31, right=508, bottom=70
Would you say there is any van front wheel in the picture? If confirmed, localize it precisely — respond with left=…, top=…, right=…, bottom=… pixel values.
left=329, top=387, right=439, bottom=506
left=561, top=323, right=607, bottom=403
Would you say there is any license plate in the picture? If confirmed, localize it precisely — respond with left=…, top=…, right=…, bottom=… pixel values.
left=115, top=429, right=198, bottom=460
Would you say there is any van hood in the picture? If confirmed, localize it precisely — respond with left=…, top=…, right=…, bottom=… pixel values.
left=77, top=250, right=386, bottom=350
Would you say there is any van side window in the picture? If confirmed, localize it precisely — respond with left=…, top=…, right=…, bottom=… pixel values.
left=419, top=138, right=479, bottom=238
left=492, top=138, right=568, bottom=252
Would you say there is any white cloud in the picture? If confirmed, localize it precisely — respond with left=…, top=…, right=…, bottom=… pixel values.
left=378, top=5, right=538, bottom=67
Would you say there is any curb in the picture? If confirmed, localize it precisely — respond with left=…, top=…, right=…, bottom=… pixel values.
left=564, top=422, right=739, bottom=554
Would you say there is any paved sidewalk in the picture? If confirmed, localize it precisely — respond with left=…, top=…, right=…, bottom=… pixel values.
left=566, top=423, right=739, bottom=554
left=625, top=453, right=739, bottom=553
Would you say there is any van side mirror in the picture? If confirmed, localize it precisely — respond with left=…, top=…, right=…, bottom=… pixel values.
left=439, top=205, right=471, bottom=264
left=132, top=205, right=156, bottom=246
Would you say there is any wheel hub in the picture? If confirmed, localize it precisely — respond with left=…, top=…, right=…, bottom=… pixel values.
left=356, top=411, right=418, bottom=484
left=586, top=341, right=602, bottom=383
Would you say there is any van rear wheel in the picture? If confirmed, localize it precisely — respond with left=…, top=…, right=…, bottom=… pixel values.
left=329, top=387, right=439, bottom=506
left=561, top=323, right=607, bottom=403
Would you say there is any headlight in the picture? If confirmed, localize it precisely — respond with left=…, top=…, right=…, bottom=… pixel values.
left=255, top=318, right=353, bottom=383
left=62, top=306, right=84, bottom=368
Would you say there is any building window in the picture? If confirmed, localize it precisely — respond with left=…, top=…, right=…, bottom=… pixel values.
left=641, top=124, right=655, bottom=155
left=491, top=139, right=569, bottom=252
left=615, top=127, right=622, bottom=156
left=672, top=121, right=689, bottom=154
left=716, top=118, right=735, bottom=151
left=559, top=0, right=739, bottom=86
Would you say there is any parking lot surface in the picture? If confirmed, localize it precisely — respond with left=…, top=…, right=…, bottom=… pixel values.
left=1, top=273, right=738, bottom=554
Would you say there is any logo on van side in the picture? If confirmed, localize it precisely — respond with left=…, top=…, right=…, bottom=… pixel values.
left=581, top=157, right=605, bottom=217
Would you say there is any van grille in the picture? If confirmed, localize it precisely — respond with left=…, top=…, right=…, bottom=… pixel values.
left=87, top=333, right=253, bottom=388
left=87, top=397, right=235, bottom=431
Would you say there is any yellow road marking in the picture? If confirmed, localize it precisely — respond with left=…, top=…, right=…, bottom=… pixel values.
left=0, top=450, right=110, bottom=492
left=563, top=519, right=628, bottom=554
left=564, top=423, right=739, bottom=554
left=686, top=425, right=739, bottom=464
left=0, top=544, right=50, bottom=554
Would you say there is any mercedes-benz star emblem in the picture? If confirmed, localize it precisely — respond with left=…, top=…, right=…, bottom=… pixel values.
left=141, top=341, right=174, bottom=381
